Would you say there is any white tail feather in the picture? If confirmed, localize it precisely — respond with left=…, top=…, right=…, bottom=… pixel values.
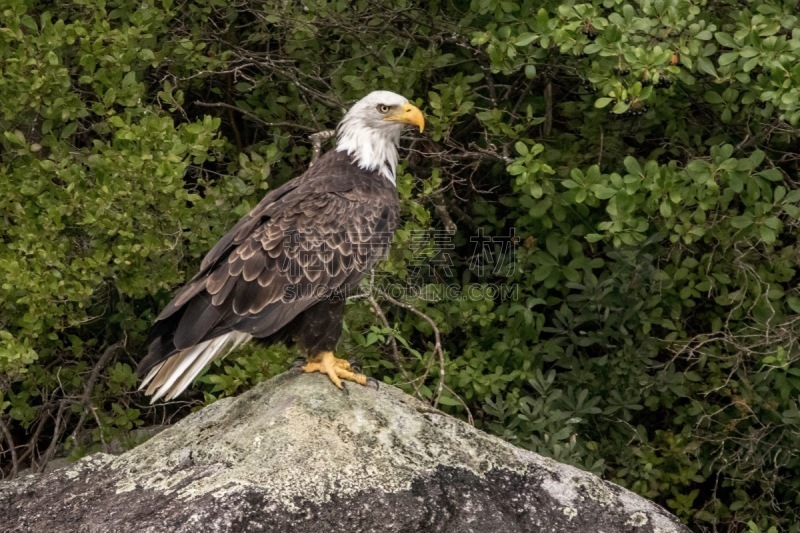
left=138, top=361, right=165, bottom=390
left=149, top=341, right=212, bottom=402
left=141, top=331, right=252, bottom=403
left=164, top=331, right=251, bottom=401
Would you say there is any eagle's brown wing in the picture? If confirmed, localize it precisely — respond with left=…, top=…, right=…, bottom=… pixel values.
left=137, top=150, right=398, bottom=401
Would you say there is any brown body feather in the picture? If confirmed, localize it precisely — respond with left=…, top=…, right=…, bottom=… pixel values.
left=137, top=149, right=399, bottom=401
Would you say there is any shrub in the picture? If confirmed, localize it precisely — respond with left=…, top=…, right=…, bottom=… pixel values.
left=2, top=1, right=799, bottom=530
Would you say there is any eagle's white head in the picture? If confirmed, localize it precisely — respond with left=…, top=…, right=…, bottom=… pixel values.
left=335, top=90, right=425, bottom=184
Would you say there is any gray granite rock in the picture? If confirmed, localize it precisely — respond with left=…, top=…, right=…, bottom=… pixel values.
left=0, top=372, right=689, bottom=532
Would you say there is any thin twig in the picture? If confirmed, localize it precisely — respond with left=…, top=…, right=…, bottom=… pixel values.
left=194, top=101, right=317, bottom=132
left=543, top=79, right=553, bottom=137
left=36, top=400, right=68, bottom=472
left=309, top=130, right=336, bottom=165
left=444, top=384, right=474, bottom=425
left=14, top=399, right=54, bottom=468
left=598, top=126, right=604, bottom=167
left=432, top=193, right=457, bottom=234
left=366, top=294, right=408, bottom=379
left=375, top=288, right=446, bottom=408
left=0, top=416, right=18, bottom=478
left=68, top=342, right=123, bottom=450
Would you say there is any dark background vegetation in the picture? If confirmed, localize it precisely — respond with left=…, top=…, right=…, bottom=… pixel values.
left=2, top=0, right=799, bottom=530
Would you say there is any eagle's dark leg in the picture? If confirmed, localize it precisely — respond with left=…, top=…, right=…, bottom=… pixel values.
left=292, top=298, right=370, bottom=389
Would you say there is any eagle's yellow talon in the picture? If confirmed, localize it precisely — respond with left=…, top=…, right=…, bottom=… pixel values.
left=301, top=351, right=367, bottom=388
left=333, top=358, right=351, bottom=371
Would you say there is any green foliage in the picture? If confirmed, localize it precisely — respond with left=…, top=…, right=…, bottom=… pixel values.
left=2, top=1, right=800, bottom=531
left=198, top=344, right=296, bottom=401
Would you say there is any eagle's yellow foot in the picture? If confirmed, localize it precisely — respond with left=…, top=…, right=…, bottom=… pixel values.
left=301, top=351, right=367, bottom=389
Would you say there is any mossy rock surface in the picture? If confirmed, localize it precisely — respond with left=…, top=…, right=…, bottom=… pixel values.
left=0, top=372, right=689, bottom=533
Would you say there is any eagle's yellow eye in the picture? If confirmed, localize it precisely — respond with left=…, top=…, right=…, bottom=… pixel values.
left=377, top=104, right=391, bottom=114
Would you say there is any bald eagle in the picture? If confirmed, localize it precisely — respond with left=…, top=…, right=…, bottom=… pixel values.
left=138, top=91, right=424, bottom=402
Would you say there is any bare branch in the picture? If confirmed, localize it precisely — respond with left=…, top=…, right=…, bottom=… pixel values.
left=444, top=384, right=474, bottom=425
left=0, top=416, right=18, bottom=478
left=367, top=294, right=410, bottom=380
left=375, top=288, right=447, bottom=408
left=35, top=400, right=68, bottom=473
left=309, top=130, right=336, bottom=165
left=543, top=80, right=553, bottom=137
left=431, top=194, right=457, bottom=234
left=194, top=101, right=317, bottom=132
left=68, top=342, right=124, bottom=451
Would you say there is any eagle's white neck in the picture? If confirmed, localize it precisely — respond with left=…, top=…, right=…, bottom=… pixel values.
left=335, top=116, right=401, bottom=185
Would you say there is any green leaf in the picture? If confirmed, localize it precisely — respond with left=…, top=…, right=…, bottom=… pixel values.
left=718, top=52, right=739, bottom=66
left=623, top=156, right=641, bottom=175
left=730, top=215, right=753, bottom=229
left=742, top=57, right=759, bottom=72
left=714, top=32, right=738, bottom=48
left=122, top=71, right=137, bottom=88
left=592, top=185, right=616, bottom=199
left=515, top=33, right=537, bottom=46
left=759, top=225, right=776, bottom=244
left=696, top=56, right=717, bottom=76
left=612, top=101, right=629, bottom=114
left=763, top=216, right=781, bottom=231
left=750, top=150, right=765, bottom=168
left=343, top=75, right=366, bottom=91
left=584, top=43, right=601, bottom=55
left=20, top=15, right=38, bottom=31
left=759, top=168, right=783, bottom=181
left=4, top=130, right=25, bottom=146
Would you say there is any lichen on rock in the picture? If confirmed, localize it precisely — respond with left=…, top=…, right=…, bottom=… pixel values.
left=0, top=372, right=690, bottom=533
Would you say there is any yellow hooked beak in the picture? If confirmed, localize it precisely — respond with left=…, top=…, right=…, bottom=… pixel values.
left=384, top=102, right=425, bottom=133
